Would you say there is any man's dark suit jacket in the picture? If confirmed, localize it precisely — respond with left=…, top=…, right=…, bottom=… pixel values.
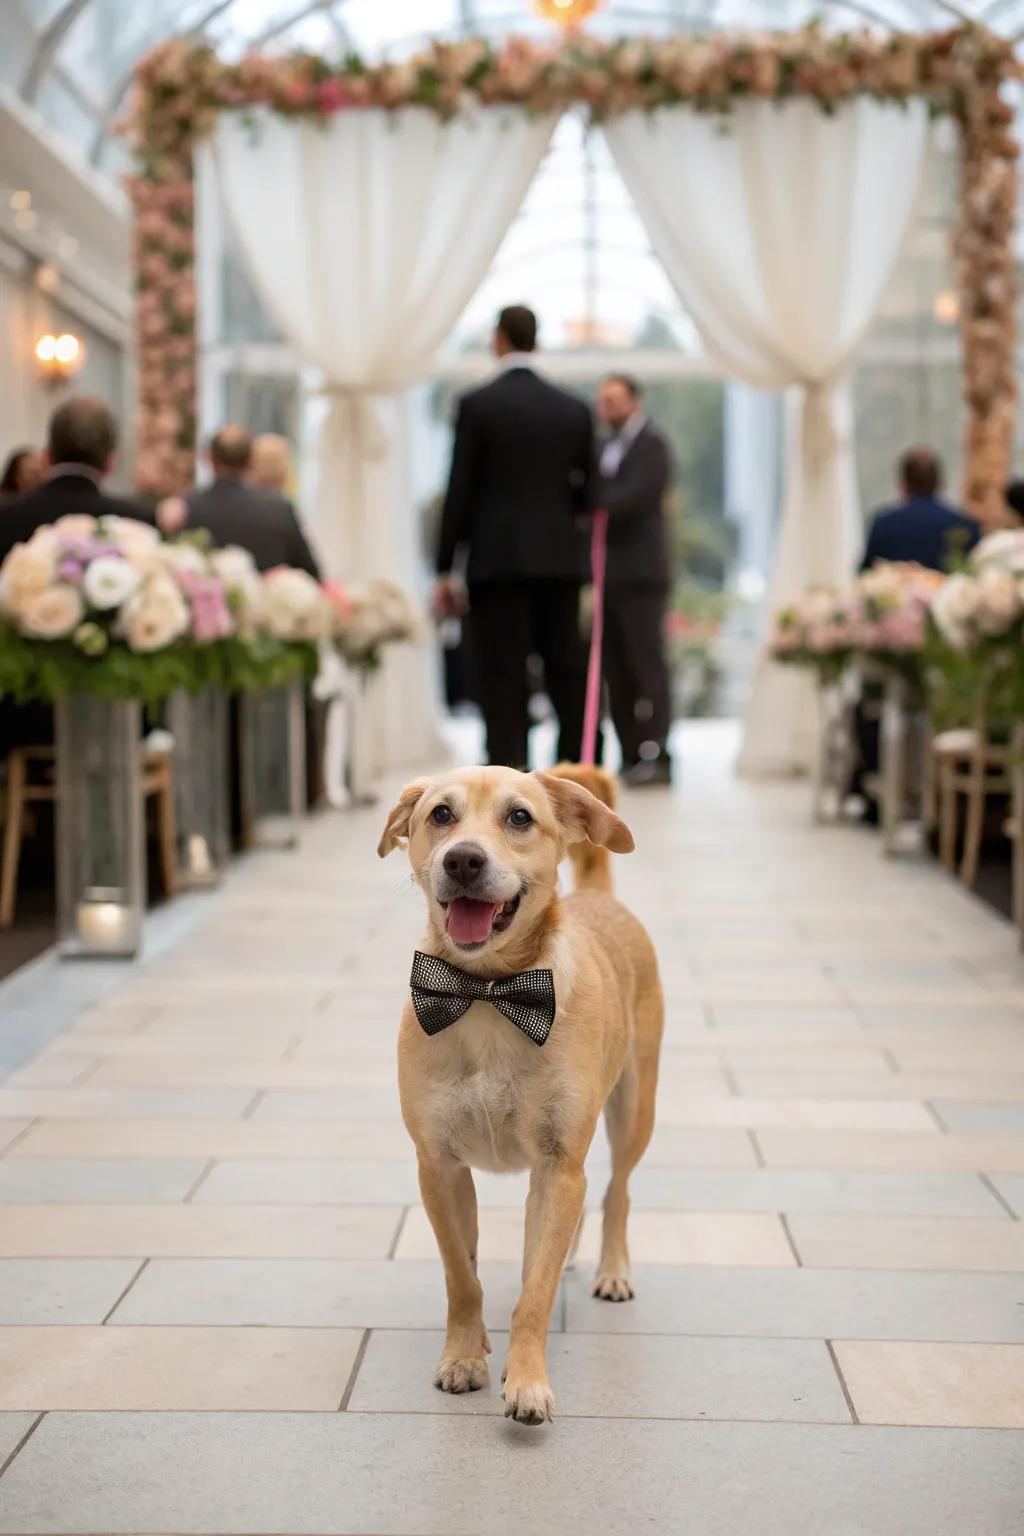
left=861, top=496, right=979, bottom=573
left=0, top=469, right=153, bottom=564
left=598, top=422, right=672, bottom=589
left=186, top=478, right=320, bottom=576
left=437, top=366, right=594, bottom=586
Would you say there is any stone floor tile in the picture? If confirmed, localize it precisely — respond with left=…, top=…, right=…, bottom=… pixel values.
left=0, top=1121, right=29, bottom=1154
left=755, top=1128, right=1024, bottom=1172
left=0, top=1413, right=38, bottom=1466
left=249, top=1087, right=403, bottom=1120
left=0, top=1159, right=205, bottom=1204
left=112, top=1259, right=535, bottom=1329
left=631, top=1124, right=758, bottom=1165
left=0, top=1088, right=255, bottom=1120
left=0, top=1204, right=402, bottom=1259
left=834, top=1341, right=1024, bottom=1428
left=619, top=1167, right=1004, bottom=1218
left=8, top=1117, right=415, bottom=1160
left=195, top=1159, right=422, bottom=1206
left=788, top=1215, right=1024, bottom=1272
left=349, top=1330, right=851, bottom=1423
left=395, top=1206, right=795, bottom=1267
left=4, top=1056, right=97, bottom=1087
left=0, top=1413, right=1019, bottom=1536
left=932, top=1101, right=1024, bottom=1135
left=650, top=1096, right=933, bottom=1130
left=0, top=1259, right=141, bottom=1323
left=85, top=1056, right=396, bottom=1089
left=0, top=1327, right=362, bottom=1412
left=988, top=1173, right=1024, bottom=1217
left=562, top=1265, right=1024, bottom=1341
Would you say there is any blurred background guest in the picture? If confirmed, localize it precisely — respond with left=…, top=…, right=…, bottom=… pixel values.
left=249, top=433, right=293, bottom=495
left=183, top=426, right=320, bottom=576
left=861, top=448, right=978, bottom=572
left=1, top=447, right=43, bottom=500
left=1003, top=478, right=1024, bottom=528
left=596, top=373, right=674, bottom=787
left=0, top=398, right=151, bottom=564
left=434, top=304, right=593, bottom=769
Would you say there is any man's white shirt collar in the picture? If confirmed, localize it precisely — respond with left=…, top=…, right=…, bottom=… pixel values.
left=497, top=351, right=539, bottom=373
left=600, top=410, right=646, bottom=477
left=47, top=463, right=103, bottom=484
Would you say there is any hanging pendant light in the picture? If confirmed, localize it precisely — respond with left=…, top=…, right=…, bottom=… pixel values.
left=532, top=0, right=603, bottom=27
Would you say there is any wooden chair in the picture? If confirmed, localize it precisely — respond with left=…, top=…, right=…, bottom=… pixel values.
left=1002, top=723, right=1024, bottom=947
left=932, top=722, right=1013, bottom=889
left=0, top=745, right=178, bottom=929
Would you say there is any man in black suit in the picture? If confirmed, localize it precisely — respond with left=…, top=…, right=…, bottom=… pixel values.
left=435, top=305, right=593, bottom=768
left=182, top=427, right=319, bottom=576
left=861, top=448, right=978, bottom=572
left=596, top=374, right=674, bottom=787
left=0, top=396, right=152, bottom=564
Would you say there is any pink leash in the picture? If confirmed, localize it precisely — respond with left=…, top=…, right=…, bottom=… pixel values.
left=580, top=508, right=609, bottom=767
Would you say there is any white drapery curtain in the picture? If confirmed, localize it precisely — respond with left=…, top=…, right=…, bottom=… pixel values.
left=606, top=98, right=929, bottom=775
left=211, top=106, right=556, bottom=775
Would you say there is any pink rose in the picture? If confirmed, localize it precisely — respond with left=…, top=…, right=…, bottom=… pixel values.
left=317, top=78, right=347, bottom=114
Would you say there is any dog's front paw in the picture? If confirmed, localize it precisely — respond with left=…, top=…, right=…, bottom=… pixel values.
left=434, top=1355, right=489, bottom=1394
left=593, top=1268, right=635, bottom=1302
left=501, top=1371, right=555, bottom=1425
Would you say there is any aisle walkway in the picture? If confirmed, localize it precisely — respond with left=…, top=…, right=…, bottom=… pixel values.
left=0, top=724, right=1021, bottom=1534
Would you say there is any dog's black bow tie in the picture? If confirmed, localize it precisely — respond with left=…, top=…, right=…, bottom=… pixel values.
left=410, top=951, right=555, bottom=1047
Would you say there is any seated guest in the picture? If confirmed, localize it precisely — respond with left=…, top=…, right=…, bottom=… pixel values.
left=1003, top=480, right=1024, bottom=528
left=861, top=448, right=978, bottom=572
left=185, top=427, right=320, bottom=576
left=0, top=398, right=151, bottom=564
left=1, top=447, right=43, bottom=499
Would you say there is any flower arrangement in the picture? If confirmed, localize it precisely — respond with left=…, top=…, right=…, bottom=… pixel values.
left=123, top=25, right=1020, bottom=505
left=0, top=521, right=332, bottom=705
left=332, top=578, right=423, bottom=673
left=771, top=562, right=945, bottom=685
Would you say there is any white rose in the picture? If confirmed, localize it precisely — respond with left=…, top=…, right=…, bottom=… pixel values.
left=19, top=584, right=84, bottom=640
left=975, top=565, right=1021, bottom=636
left=82, top=555, right=141, bottom=612
left=931, top=573, right=979, bottom=651
left=972, top=529, right=1024, bottom=573
left=0, top=542, right=59, bottom=615
left=161, top=543, right=209, bottom=579
left=211, top=545, right=258, bottom=587
left=121, top=576, right=189, bottom=653
left=53, top=514, right=98, bottom=540
left=259, top=568, right=330, bottom=641
left=102, top=516, right=161, bottom=552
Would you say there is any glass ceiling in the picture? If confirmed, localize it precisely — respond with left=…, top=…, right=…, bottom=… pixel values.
left=1, top=0, right=1019, bottom=352
left=3, top=0, right=1023, bottom=177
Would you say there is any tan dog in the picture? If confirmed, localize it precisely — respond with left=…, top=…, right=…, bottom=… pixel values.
left=378, top=763, right=663, bottom=1425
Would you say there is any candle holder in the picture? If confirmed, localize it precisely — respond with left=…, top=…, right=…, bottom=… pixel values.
left=55, top=695, right=144, bottom=959
left=239, top=681, right=306, bottom=849
left=166, top=686, right=230, bottom=886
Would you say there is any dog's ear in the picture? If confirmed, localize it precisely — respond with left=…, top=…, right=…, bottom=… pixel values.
left=377, top=779, right=430, bottom=858
left=535, top=772, right=634, bottom=854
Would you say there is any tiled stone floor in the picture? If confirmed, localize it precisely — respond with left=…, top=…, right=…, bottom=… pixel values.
left=0, top=722, right=1022, bottom=1533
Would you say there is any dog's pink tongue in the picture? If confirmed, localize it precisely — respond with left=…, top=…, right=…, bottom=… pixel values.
left=447, top=898, right=498, bottom=945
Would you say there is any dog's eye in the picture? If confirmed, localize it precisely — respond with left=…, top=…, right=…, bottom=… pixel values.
left=508, top=807, right=533, bottom=829
left=429, top=804, right=455, bottom=827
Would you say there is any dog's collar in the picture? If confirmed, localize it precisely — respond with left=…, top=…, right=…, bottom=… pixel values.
left=410, top=951, right=555, bottom=1046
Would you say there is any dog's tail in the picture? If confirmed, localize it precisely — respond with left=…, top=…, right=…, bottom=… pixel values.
left=548, top=762, right=618, bottom=895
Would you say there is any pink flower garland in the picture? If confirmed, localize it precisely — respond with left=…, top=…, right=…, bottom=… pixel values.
left=122, top=26, right=1020, bottom=501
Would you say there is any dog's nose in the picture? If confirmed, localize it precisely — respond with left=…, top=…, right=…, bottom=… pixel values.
left=443, top=842, right=489, bottom=888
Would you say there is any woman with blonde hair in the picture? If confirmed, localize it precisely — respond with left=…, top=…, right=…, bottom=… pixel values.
left=249, top=433, right=293, bottom=496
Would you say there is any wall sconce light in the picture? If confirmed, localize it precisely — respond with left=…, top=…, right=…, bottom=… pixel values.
left=35, top=331, right=84, bottom=386
left=933, top=290, right=960, bottom=326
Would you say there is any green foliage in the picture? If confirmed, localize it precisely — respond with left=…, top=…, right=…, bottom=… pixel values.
left=0, top=627, right=317, bottom=708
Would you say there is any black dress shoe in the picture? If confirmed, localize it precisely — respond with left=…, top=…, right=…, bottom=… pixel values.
left=622, top=759, right=672, bottom=789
